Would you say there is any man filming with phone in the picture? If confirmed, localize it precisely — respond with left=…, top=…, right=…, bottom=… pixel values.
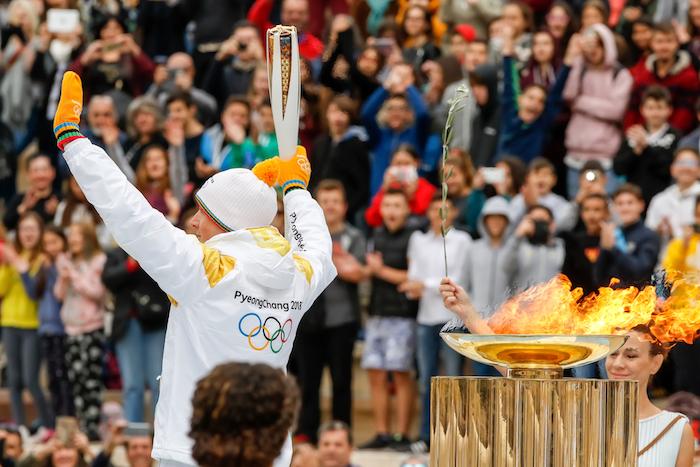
left=93, top=421, right=154, bottom=467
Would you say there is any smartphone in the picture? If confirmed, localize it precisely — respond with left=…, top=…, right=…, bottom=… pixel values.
left=482, top=167, right=505, bottom=185
left=47, top=9, right=80, bottom=34
left=56, top=416, right=78, bottom=446
left=124, top=422, right=152, bottom=438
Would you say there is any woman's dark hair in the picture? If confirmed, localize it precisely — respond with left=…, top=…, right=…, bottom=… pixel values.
left=190, top=362, right=300, bottom=467
left=94, top=14, right=127, bottom=39
left=400, top=5, right=433, bottom=44
left=548, top=1, right=579, bottom=44
left=499, top=156, right=528, bottom=195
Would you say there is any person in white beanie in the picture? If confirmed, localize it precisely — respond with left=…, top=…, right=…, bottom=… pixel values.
left=52, top=71, right=337, bottom=467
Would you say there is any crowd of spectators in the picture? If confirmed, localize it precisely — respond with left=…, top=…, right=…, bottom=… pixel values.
left=0, top=0, right=699, bottom=464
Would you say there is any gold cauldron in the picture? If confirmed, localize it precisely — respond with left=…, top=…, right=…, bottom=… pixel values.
left=431, top=332, right=638, bottom=466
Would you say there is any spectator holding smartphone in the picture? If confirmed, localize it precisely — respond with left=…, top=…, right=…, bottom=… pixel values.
left=361, top=63, right=430, bottom=196
left=91, top=420, right=153, bottom=467
left=69, top=15, right=155, bottom=105
left=364, top=145, right=436, bottom=228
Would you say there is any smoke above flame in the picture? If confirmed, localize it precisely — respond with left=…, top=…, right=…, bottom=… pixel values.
left=487, top=274, right=700, bottom=344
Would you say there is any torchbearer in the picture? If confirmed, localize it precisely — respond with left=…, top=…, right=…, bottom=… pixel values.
left=52, top=60, right=335, bottom=467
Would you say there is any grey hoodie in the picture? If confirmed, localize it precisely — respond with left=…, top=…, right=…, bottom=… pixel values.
left=466, top=197, right=514, bottom=317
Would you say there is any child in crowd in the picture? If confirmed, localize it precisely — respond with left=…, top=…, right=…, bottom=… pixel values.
left=0, top=212, right=52, bottom=431
left=595, top=184, right=660, bottom=288
left=54, top=222, right=107, bottom=440
left=361, top=189, right=419, bottom=451
left=563, top=23, right=633, bottom=197
left=496, top=27, right=576, bottom=162
left=364, top=144, right=436, bottom=228
left=614, top=85, right=680, bottom=206
left=562, top=193, right=610, bottom=294
left=466, top=196, right=513, bottom=376
left=504, top=204, right=565, bottom=292
left=646, top=148, right=700, bottom=240
left=21, top=225, right=75, bottom=421
left=508, top=158, right=575, bottom=232
left=400, top=194, right=471, bottom=452
left=361, top=63, right=430, bottom=196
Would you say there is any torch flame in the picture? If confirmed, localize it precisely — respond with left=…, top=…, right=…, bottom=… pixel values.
left=487, top=274, right=700, bottom=344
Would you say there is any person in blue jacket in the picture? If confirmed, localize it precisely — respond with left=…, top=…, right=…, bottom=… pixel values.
left=497, top=28, right=579, bottom=163
left=361, top=63, right=430, bottom=196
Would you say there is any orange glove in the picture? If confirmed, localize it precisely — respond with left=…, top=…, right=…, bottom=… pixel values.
left=278, top=146, right=311, bottom=195
left=53, top=71, right=85, bottom=151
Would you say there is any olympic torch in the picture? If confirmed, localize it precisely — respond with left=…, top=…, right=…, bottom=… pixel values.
left=266, top=25, right=301, bottom=160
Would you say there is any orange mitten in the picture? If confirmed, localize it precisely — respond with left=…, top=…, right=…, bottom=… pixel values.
left=53, top=71, right=85, bottom=151
left=278, top=146, right=311, bottom=194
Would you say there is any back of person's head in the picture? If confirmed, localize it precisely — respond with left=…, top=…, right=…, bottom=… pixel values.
left=190, top=362, right=300, bottom=467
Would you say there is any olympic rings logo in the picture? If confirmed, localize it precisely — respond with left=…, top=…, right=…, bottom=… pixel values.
left=238, top=312, right=293, bottom=354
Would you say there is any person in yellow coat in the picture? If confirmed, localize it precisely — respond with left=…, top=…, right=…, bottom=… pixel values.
left=661, top=195, right=700, bottom=396
left=0, top=212, right=52, bottom=430
left=53, top=71, right=336, bottom=467
left=662, top=196, right=700, bottom=280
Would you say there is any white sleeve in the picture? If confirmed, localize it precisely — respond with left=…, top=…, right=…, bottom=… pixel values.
left=283, top=189, right=337, bottom=303
left=63, top=138, right=209, bottom=305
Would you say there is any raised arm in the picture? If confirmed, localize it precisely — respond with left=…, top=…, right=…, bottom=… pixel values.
left=54, top=72, right=209, bottom=306
left=278, top=147, right=337, bottom=303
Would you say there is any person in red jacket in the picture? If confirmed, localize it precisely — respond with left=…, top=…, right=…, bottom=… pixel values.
left=248, top=0, right=324, bottom=62
left=624, top=22, right=700, bottom=134
left=365, top=144, right=437, bottom=228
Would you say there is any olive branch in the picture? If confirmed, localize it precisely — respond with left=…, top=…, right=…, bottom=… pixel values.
left=440, top=84, right=470, bottom=276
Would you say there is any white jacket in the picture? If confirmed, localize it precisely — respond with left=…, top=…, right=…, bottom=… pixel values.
left=646, top=182, right=700, bottom=238
left=63, top=138, right=336, bottom=466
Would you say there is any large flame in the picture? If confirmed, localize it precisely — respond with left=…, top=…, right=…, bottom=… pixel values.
left=487, top=274, right=700, bottom=344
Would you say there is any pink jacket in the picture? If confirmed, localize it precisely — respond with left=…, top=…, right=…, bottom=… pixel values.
left=54, top=253, right=107, bottom=336
left=563, top=24, right=633, bottom=164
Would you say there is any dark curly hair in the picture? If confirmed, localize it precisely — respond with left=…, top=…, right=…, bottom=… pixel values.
left=190, top=362, right=300, bottom=467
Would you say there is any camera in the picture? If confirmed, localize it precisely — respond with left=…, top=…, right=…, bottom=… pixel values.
left=237, top=41, right=248, bottom=52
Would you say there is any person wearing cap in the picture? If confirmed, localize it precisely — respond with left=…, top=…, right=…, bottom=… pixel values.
left=52, top=71, right=336, bottom=467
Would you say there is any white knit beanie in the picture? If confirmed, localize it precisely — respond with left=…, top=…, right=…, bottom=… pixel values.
left=194, top=168, right=278, bottom=232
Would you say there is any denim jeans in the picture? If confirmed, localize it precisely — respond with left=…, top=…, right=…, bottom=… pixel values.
left=3, top=327, right=52, bottom=427
left=115, top=319, right=166, bottom=422
left=416, top=323, right=463, bottom=442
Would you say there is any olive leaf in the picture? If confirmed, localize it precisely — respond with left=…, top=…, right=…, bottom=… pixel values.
left=440, top=84, right=470, bottom=277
